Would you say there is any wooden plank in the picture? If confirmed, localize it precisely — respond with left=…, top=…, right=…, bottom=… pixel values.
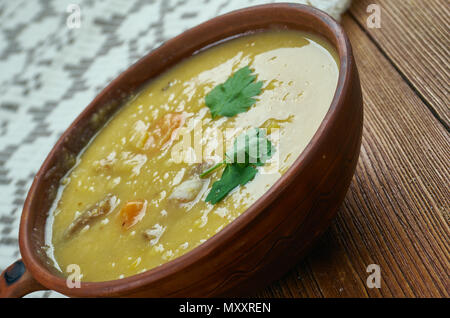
left=257, top=261, right=323, bottom=298
left=258, top=14, right=450, bottom=298
left=350, top=0, right=450, bottom=127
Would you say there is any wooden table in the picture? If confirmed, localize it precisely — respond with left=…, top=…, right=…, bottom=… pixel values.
left=258, top=0, right=449, bottom=298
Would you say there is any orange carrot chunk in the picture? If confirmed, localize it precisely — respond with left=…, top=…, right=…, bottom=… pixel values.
left=120, top=200, right=147, bottom=229
left=145, top=113, right=184, bottom=153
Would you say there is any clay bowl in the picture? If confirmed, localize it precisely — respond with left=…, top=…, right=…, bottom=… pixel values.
left=0, top=3, right=362, bottom=297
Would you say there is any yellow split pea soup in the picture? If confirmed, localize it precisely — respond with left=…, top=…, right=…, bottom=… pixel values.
left=45, top=30, right=339, bottom=282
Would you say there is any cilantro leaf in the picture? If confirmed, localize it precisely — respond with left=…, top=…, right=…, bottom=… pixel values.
left=201, top=128, right=275, bottom=204
left=205, top=66, right=263, bottom=118
left=199, top=128, right=274, bottom=178
left=205, top=164, right=257, bottom=204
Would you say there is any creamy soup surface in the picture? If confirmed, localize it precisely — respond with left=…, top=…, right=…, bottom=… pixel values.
left=45, top=30, right=339, bottom=282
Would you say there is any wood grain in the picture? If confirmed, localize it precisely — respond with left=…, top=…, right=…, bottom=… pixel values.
left=258, top=14, right=450, bottom=298
left=350, top=0, right=450, bottom=128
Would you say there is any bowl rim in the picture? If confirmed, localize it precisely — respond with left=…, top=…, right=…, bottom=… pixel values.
left=19, top=2, right=353, bottom=296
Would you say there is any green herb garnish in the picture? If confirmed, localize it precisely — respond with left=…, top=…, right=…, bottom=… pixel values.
left=226, top=127, right=273, bottom=166
left=205, top=66, right=263, bottom=119
left=204, top=164, right=258, bottom=205
left=202, top=128, right=274, bottom=204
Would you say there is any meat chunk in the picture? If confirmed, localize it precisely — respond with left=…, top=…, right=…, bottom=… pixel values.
left=168, top=177, right=205, bottom=203
left=143, top=223, right=166, bottom=246
left=64, top=194, right=118, bottom=238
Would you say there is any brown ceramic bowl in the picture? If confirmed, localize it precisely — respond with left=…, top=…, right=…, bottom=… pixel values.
left=0, top=3, right=362, bottom=297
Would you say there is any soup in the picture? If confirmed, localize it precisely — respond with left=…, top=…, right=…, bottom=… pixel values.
left=45, top=30, right=339, bottom=282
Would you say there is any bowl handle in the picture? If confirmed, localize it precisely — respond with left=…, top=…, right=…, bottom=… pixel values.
left=0, top=259, right=46, bottom=298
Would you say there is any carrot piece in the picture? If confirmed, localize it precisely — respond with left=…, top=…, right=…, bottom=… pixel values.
left=144, top=113, right=184, bottom=152
left=120, top=200, right=147, bottom=229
